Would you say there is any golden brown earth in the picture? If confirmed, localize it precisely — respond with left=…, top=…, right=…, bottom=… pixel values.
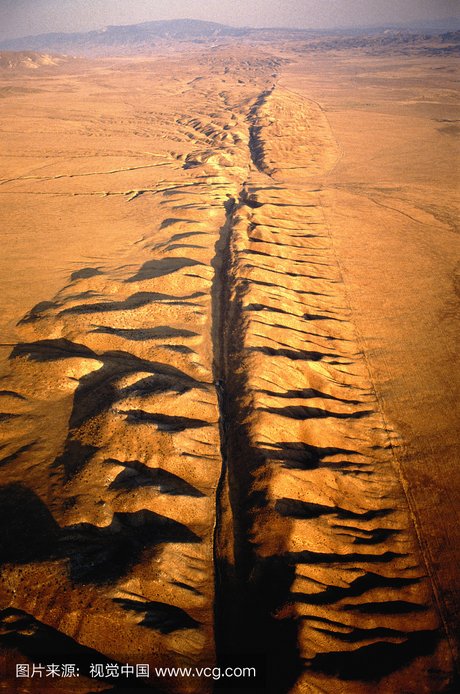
left=0, top=39, right=458, bottom=693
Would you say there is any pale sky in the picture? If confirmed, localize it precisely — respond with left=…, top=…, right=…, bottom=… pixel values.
left=0, top=0, right=458, bottom=41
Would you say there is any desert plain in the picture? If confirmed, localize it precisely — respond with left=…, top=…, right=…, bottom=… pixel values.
left=0, top=24, right=458, bottom=694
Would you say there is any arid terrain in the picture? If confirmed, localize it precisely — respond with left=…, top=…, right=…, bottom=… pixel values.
left=0, top=22, right=458, bottom=693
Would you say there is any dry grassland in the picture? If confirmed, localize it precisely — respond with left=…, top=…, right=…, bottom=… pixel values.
left=0, top=42, right=458, bottom=693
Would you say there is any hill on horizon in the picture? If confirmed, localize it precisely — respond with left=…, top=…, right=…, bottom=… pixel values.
left=0, top=19, right=251, bottom=55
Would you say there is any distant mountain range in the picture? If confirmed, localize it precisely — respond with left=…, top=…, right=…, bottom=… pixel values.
left=0, top=17, right=459, bottom=56
left=0, top=19, right=249, bottom=55
left=301, top=30, right=460, bottom=57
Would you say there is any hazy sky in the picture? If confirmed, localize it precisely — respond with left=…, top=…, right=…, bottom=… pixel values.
left=0, top=0, right=458, bottom=41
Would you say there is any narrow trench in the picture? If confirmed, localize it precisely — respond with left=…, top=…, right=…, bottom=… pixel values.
left=211, top=190, right=301, bottom=693
left=248, top=87, right=275, bottom=175
left=211, top=193, right=240, bottom=652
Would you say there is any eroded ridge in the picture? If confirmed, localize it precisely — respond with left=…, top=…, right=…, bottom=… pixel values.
left=213, top=90, right=454, bottom=692
left=0, top=181, right=228, bottom=689
left=0, top=56, right=273, bottom=692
